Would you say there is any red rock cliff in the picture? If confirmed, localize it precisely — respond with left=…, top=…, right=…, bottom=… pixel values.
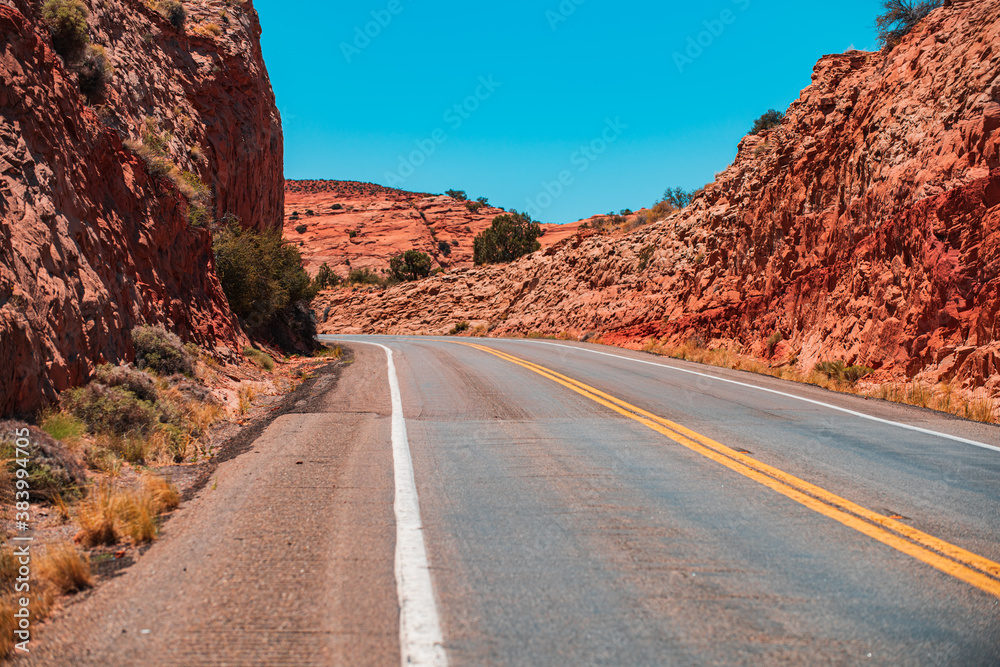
left=316, top=0, right=1000, bottom=397
left=0, top=0, right=282, bottom=416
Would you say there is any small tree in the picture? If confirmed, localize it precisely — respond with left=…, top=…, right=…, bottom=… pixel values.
left=876, top=0, right=941, bottom=48
left=445, top=189, right=467, bottom=202
left=750, top=109, right=784, bottom=135
left=662, top=187, right=694, bottom=210
left=476, top=196, right=489, bottom=206
left=42, top=0, right=90, bottom=61
left=473, top=212, right=542, bottom=265
left=437, top=240, right=452, bottom=257
left=465, top=201, right=484, bottom=213
left=389, top=250, right=433, bottom=282
left=315, top=263, right=338, bottom=289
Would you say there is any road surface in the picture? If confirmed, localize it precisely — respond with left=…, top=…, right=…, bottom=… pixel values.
left=26, top=336, right=1000, bottom=665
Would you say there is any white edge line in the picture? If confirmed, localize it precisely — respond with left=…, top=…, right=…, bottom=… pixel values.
left=515, top=340, right=1000, bottom=455
left=366, top=342, right=447, bottom=667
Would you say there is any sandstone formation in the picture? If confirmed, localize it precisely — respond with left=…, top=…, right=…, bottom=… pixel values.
left=284, top=180, right=582, bottom=278
left=0, top=0, right=282, bottom=416
left=317, top=0, right=1000, bottom=397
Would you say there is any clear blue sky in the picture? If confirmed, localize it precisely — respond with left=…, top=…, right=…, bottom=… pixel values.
left=255, top=0, right=882, bottom=223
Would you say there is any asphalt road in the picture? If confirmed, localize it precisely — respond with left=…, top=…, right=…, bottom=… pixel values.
left=27, top=336, right=1000, bottom=665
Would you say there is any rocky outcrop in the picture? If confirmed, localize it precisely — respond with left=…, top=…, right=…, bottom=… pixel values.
left=317, top=0, right=1000, bottom=396
left=0, top=0, right=282, bottom=416
left=284, top=180, right=582, bottom=278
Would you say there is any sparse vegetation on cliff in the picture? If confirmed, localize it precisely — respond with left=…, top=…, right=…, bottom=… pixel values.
left=42, top=0, right=90, bottom=61
left=315, top=263, right=339, bottom=289
left=876, top=0, right=942, bottom=48
left=445, top=189, right=467, bottom=201
left=131, top=326, right=195, bottom=376
left=76, top=44, right=113, bottom=102
left=473, top=212, right=542, bottom=265
left=390, top=250, right=433, bottom=281
left=750, top=109, right=784, bottom=135
left=157, top=0, right=187, bottom=31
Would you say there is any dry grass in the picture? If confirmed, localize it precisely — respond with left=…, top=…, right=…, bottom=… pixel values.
left=75, top=483, right=120, bottom=547
left=74, top=476, right=181, bottom=547
left=637, top=336, right=998, bottom=424
left=0, top=457, right=11, bottom=505
left=37, top=543, right=91, bottom=595
left=238, top=384, right=256, bottom=415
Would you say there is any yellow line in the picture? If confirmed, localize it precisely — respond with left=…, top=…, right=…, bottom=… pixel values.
left=456, top=341, right=1000, bottom=599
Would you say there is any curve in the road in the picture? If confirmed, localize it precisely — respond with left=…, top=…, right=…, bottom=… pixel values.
left=459, top=341, right=1000, bottom=600
left=525, top=341, right=1000, bottom=454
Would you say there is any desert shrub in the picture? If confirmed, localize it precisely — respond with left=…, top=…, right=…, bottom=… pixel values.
left=843, top=365, right=875, bottom=384
left=94, top=363, right=158, bottom=402
left=876, top=0, right=941, bottom=48
left=814, top=360, right=874, bottom=384
left=244, top=346, right=275, bottom=371
left=348, top=267, right=385, bottom=286
left=765, top=331, right=783, bottom=357
left=295, top=224, right=307, bottom=234
left=331, top=203, right=343, bottom=210
left=314, top=262, right=339, bottom=289
left=212, top=220, right=319, bottom=331
left=0, top=423, right=86, bottom=501
left=76, top=44, right=112, bottom=101
left=42, top=0, right=90, bottom=61
left=647, top=200, right=677, bottom=223
left=465, top=201, right=484, bottom=213
left=448, top=321, right=470, bottom=335
left=476, top=196, right=489, bottom=206
left=637, top=245, right=655, bottom=272
left=347, top=230, right=357, bottom=238
left=158, top=1, right=186, bottom=30
left=390, top=250, right=433, bottom=282
left=473, top=212, right=542, bottom=265
left=132, top=325, right=195, bottom=375
left=61, top=384, right=159, bottom=436
left=445, top=189, right=467, bottom=201
left=662, top=187, right=694, bottom=210
left=437, top=240, right=452, bottom=257
left=750, top=109, right=784, bottom=135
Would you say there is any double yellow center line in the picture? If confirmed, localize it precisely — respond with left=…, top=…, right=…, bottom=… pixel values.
left=457, top=341, right=1000, bottom=599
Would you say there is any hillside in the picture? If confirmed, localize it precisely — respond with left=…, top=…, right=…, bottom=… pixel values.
left=0, top=0, right=283, bottom=415
left=283, top=180, right=583, bottom=278
left=316, top=0, right=1000, bottom=398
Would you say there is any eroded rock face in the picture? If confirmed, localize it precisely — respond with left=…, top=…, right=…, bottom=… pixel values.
left=317, top=0, right=1000, bottom=396
left=284, top=180, right=582, bottom=278
left=0, top=0, right=281, bottom=416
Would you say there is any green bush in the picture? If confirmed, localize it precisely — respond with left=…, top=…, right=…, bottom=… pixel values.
left=438, top=240, right=452, bottom=257
left=62, top=384, right=159, bottom=436
left=42, top=0, right=90, bottom=61
left=347, top=230, right=357, bottom=238
left=132, top=325, right=195, bottom=376
left=465, top=201, right=484, bottom=213
left=476, top=196, right=489, bottom=206
left=213, top=220, right=319, bottom=330
left=473, top=212, right=542, bottom=265
left=750, top=109, right=784, bottom=135
left=876, top=0, right=941, bottom=48
left=445, top=189, right=467, bottom=202
left=448, top=321, right=470, bottom=335
left=389, top=250, right=433, bottom=282
left=331, top=203, right=343, bottom=210
left=244, top=347, right=275, bottom=371
left=94, top=363, right=159, bottom=402
left=348, top=267, right=385, bottom=286
left=295, top=224, right=307, bottom=234
left=76, top=44, right=112, bottom=101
